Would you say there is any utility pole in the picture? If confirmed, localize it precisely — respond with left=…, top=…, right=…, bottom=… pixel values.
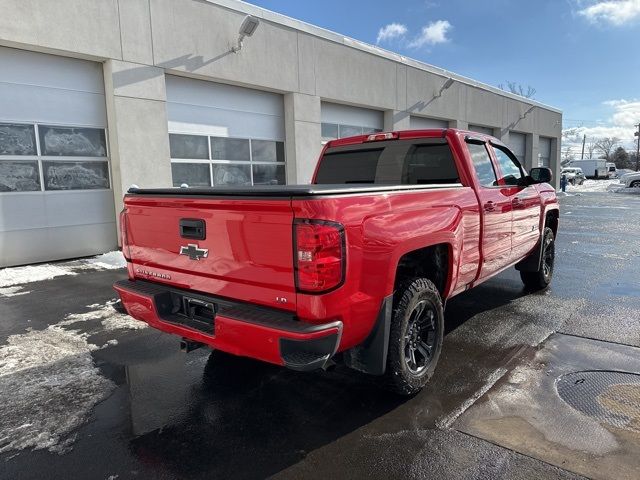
left=581, top=134, right=586, bottom=160
left=635, top=123, right=640, bottom=171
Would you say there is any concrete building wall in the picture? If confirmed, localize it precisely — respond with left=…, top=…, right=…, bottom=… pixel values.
left=0, top=0, right=563, bottom=214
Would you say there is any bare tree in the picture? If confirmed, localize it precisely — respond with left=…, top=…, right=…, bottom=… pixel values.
left=594, top=137, right=620, bottom=161
left=562, top=146, right=574, bottom=165
left=586, top=141, right=597, bottom=159
left=498, top=81, right=536, bottom=99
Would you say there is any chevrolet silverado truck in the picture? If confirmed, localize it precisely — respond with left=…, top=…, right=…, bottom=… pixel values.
left=114, top=129, right=558, bottom=395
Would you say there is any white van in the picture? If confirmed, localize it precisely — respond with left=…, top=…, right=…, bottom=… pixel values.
left=606, top=162, right=617, bottom=178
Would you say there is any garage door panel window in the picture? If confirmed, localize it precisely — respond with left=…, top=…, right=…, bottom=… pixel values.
left=212, top=163, right=251, bottom=186
left=1, top=122, right=110, bottom=193
left=0, top=160, right=41, bottom=191
left=321, top=123, right=339, bottom=141
left=210, top=137, right=250, bottom=162
left=170, top=134, right=286, bottom=187
left=42, top=161, right=110, bottom=190
left=251, top=140, right=284, bottom=163
left=171, top=162, right=211, bottom=187
left=169, top=134, right=208, bottom=159
left=252, top=164, right=285, bottom=185
left=321, top=122, right=382, bottom=142
left=0, top=123, right=37, bottom=156
left=39, top=125, right=107, bottom=157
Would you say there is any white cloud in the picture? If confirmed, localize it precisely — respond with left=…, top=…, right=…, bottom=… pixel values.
left=578, top=0, right=640, bottom=25
left=376, top=23, right=408, bottom=44
left=562, top=98, right=640, bottom=155
left=408, top=20, right=452, bottom=48
left=608, top=99, right=640, bottom=127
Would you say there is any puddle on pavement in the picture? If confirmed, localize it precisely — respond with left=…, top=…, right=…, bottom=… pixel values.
left=454, top=333, right=640, bottom=480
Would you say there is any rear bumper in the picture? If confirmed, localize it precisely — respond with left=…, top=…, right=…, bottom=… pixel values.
left=113, top=279, right=342, bottom=371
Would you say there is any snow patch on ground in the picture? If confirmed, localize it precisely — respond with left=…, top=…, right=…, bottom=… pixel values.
left=0, top=326, right=115, bottom=454
left=0, top=299, right=146, bottom=455
left=82, top=251, right=127, bottom=270
left=0, top=265, right=78, bottom=288
left=565, top=179, right=621, bottom=193
left=0, top=286, right=31, bottom=297
left=102, top=315, right=147, bottom=331
left=563, top=178, right=640, bottom=195
left=59, top=301, right=146, bottom=331
left=0, top=251, right=126, bottom=288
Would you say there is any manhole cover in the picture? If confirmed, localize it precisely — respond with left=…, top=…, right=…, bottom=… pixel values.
left=557, top=370, right=640, bottom=433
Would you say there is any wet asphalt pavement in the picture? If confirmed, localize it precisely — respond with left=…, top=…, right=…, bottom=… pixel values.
left=1, top=191, right=640, bottom=480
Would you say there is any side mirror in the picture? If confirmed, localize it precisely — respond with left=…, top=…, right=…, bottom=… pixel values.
left=529, top=167, right=553, bottom=184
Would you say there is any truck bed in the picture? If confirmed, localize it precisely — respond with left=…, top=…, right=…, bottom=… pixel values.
left=127, top=183, right=463, bottom=198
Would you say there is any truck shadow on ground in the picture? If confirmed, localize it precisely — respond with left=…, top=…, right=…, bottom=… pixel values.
left=127, top=278, right=535, bottom=480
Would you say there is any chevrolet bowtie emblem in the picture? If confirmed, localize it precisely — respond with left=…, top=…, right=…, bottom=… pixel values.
left=180, top=244, right=209, bottom=261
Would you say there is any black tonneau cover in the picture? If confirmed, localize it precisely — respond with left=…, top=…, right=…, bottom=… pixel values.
left=127, top=183, right=463, bottom=197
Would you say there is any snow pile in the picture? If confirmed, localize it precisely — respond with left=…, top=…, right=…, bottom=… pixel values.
left=82, top=251, right=126, bottom=270
left=563, top=178, right=640, bottom=195
left=0, top=251, right=126, bottom=288
left=566, top=179, right=622, bottom=193
left=0, top=264, right=77, bottom=288
left=0, top=326, right=115, bottom=454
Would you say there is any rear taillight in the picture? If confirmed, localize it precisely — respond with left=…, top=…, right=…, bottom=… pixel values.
left=294, top=220, right=345, bottom=293
left=119, top=208, right=131, bottom=261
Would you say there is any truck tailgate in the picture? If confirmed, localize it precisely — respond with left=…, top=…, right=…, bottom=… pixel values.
left=123, top=195, right=296, bottom=311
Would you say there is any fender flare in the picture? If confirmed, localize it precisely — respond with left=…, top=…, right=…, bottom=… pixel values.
left=515, top=207, right=558, bottom=272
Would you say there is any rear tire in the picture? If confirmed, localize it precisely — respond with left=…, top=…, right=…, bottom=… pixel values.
left=631, top=180, right=640, bottom=188
left=520, top=227, right=555, bottom=290
left=383, top=278, right=444, bottom=395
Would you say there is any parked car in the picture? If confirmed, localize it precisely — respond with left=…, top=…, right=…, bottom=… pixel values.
left=606, top=162, right=617, bottom=178
left=114, top=129, right=559, bottom=395
left=622, top=171, right=640, bottom=188
left=561, top=167, right=585, bottom=185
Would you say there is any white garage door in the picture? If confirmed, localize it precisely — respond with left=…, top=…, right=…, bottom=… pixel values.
left=508, top=132, right=527, bottom=165
left=321, top=102, right=383, bottom=142
left=410, top=116, right=448, bottom=129
left=469, top=125, right=495, bottom=136
left=0, top=47, right=115, bottom=267
left=539, top=137, right=552, bottom=167
left=166, top=76, right=286, bottom=187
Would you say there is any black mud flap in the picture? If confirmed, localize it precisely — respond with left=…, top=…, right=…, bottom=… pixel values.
left=515, top=232, right=544, bottom=272
left=343, top=294, right=393, bottom=375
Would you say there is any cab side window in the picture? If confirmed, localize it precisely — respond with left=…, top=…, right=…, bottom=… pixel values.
left=467, top=143, right=498, bottom=187
left=493, top=146, right=524, bottom=186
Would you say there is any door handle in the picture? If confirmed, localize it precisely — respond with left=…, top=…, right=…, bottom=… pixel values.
left=512, top=197, right=523, bottom=208
left=484, top=201, right=495, bottom=212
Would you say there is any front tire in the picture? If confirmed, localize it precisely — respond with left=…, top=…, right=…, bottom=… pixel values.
left=384, top=278, right=444, bottom=395
left=520, top=227, right=555, bottom=290
left=630, top=180, right=640, bottom=189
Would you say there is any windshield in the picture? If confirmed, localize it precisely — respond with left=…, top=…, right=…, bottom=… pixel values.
left=315, top=139, right=460, bottom=185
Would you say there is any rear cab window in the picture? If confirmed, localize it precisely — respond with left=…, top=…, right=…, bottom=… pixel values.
left=314, top=139, right=461, bottom=185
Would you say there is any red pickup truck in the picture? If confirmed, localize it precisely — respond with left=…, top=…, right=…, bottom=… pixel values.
left=114, top=129, right=558, bottom=394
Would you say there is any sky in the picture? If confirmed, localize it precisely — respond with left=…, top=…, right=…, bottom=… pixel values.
left=245, top=0, right=640, bottom=154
